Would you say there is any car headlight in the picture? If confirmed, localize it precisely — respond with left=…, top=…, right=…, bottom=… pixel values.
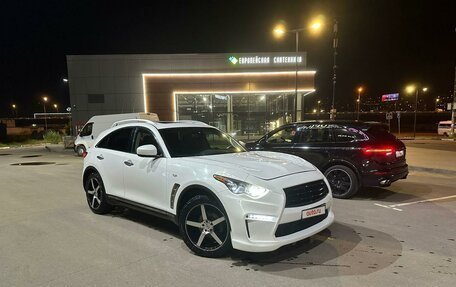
left=213, top=175, right=269, bottom=198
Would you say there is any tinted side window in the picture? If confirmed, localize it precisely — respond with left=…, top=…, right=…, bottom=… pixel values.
left=96, top=127, right=134, bottom=153
left=334, top=128, right=367, bottom=142
left=366, top=125, right=395, bottom=141
left=79, top=123, right=93, bottom=137
left=298, top=126, right=332, bottom=143
left=266, top=126, right=297, bottom=144
left=132, top=128, right=161, bottom=154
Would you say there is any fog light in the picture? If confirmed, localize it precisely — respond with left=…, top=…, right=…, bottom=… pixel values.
left=245, top=214, right=277, bottom=222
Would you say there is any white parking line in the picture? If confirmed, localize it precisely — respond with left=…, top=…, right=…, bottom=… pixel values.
left=389, top=195, right=456, bottom=207
left=374, top=203, right=403, bottom=212
left=374, top=195, right=456, bottom=211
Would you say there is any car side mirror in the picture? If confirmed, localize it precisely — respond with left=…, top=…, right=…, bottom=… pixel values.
left=137, top=144, right=158, bottom=157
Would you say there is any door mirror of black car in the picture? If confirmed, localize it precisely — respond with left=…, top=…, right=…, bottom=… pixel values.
left=137, top=144, right=158, bottom=157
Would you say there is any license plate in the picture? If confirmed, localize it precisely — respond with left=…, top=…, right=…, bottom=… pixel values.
left=396, top=150, right=404, bottom=158
left=302, top=206, right=326, bottom=219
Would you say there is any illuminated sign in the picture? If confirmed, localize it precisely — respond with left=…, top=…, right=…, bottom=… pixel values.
left=381, top=93, right=399, bottom=102
left=228, top=55, right=303, bottom=65
left=228, top=56, right=238, bottom=64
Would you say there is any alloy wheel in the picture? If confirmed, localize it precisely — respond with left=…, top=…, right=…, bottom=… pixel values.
left=185, top=203, right=228, bottom=251
left=326, top=168, right=352, bottom=196
left=86, top=177, right=102, bottom=209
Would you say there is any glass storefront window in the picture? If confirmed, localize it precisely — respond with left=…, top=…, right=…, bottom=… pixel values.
left=176, top=92, right=297, bottom=141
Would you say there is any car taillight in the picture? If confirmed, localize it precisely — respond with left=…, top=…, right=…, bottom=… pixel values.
left=82, top=151, right=88, bottom=158
left=362, top=146, right=395, bottom=156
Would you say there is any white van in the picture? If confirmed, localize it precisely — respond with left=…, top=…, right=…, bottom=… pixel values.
left=437, top=120, right=453, bottom=136
left=74, top=113, right=159, bottom=155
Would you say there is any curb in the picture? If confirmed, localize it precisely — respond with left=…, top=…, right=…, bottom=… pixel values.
left=409, top=166, right=456, bottom=176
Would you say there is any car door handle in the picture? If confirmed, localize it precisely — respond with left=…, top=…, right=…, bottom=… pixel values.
left=96, top=155, right=104, bottom=160
left=124, top=160, right=134, bottom=166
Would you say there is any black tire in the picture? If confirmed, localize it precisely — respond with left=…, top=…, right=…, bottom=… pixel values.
left=179, top=195, right=232, bottom=258
left=84, top=172, right=113, bottom=214
left=324, top=165, right=359, bottom=199
left=76, top=145, right=86, bottom=157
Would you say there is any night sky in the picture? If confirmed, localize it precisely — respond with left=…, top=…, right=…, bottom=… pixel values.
left=1, top=0, right=455, bottom=117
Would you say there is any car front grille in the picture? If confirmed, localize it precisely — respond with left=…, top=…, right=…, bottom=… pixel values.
left=275, top=211, right=329, bottom=237
left=283, top=180, right=329, bottom=208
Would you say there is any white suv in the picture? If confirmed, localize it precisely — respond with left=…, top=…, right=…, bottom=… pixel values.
left=82, top=119, right=334, bottom=257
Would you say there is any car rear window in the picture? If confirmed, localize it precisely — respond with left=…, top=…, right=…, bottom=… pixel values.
left=366, top=125, right=396, bottom=141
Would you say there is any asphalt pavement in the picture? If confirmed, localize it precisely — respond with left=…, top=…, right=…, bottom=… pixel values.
left=0, top=144, right=454, bottom=287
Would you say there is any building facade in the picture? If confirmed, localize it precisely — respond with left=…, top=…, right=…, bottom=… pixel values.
left=67, top=52, right=315, bottom=140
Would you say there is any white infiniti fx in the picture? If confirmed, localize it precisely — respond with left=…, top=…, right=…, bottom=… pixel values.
left=82, top=119, right=334, bottom=257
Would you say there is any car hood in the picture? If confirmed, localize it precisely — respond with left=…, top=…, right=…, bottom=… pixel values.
left=183, top=151, right=316, bottom=180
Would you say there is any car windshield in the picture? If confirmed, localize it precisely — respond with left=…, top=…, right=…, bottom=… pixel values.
left=159, top=127, right=246, bottom=157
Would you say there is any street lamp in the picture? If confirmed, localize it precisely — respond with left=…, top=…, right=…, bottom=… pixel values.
left=53, top=103, right=58, bottom=112
left=405, top=85, right=428, bottom=138
left=12, top=104, right=17, bottom=117
left=317, top=100, right=321, bottom=119
left=435, top=98, right=440, bottom=111
left=272, top=16, right=323, bottom=122
left=42, top=96, right=48, bottom=131
left=62, top=78, right=68, bottom=83
left=357, top=87, right=363, bottom=121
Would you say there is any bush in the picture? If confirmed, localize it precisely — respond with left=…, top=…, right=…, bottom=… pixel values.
left=43, top=130, right=61, bottom=144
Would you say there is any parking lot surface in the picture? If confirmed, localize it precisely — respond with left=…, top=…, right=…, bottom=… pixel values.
left=0, top=145, right=455, bottom=286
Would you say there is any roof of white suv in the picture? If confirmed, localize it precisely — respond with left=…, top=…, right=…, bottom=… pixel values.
left=112, top=119, right=211, bottom=129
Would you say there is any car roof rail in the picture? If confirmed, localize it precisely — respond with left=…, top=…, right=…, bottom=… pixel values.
left=111, top=119, right=156, bottom=127
left=177, top=120, right=210, bottom=126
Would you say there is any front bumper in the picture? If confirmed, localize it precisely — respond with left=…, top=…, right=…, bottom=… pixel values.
left=217, top=172, right=334, bottom=253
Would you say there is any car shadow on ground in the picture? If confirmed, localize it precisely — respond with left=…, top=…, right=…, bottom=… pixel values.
left=354, top=181, right=433, bottom=203
left=110, top=207, right=180, bottom=237
left=227, top=222, right=403, bottom=279
left=108, top=208, right=402, bottom=280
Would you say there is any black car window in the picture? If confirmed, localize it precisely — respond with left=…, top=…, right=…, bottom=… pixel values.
left=366, top=125, right=396, bottom=141
left=79, top=123, right=93, bottom=137
left=159, top=127, right=245, bottom=157
left=266, top=126, right=297, bottom=144
left=96, top=127, right=134, bottom=153
left=132, top=127, right=161, bottom=155
left=298, top=126, right=332, bottom=143
left=333, top=127, right=367, bottom=142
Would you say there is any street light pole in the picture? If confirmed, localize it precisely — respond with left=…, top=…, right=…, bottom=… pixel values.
left=451, top=66, right=456, bottom=136
left=12, top=104, right=17, bottom=118
left=294, top=30, right=299, bottom=122
left=317, top=100, right=321, bottom=119
left=330, top=20, right=338, bottom=120
left=413, top=89, right=418, bottom=139
left=273, top=17, right=323, bottom=123
left=356, top=87, right=363, bottom=121
left=43, top=96, right=48, bottom=131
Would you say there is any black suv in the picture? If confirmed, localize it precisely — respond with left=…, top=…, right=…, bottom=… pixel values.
left=245, top=121, right=408, bottom=199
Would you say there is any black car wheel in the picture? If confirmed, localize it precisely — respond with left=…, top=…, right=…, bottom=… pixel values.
left=324, top=165, right=359, bottom=199
left=76, top=145, right=86, bottom=157
left=84, top=172, right=113, bottom=214
left=179, top=195, right=232, bottom=258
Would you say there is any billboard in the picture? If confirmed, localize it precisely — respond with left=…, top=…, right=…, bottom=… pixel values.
left=381, top=93, right=399, bottom=102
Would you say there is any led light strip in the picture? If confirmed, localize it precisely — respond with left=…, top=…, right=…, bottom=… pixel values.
left=142, top=71, right=316, bottom=117
left=143, top=71, right=316, bottom=77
